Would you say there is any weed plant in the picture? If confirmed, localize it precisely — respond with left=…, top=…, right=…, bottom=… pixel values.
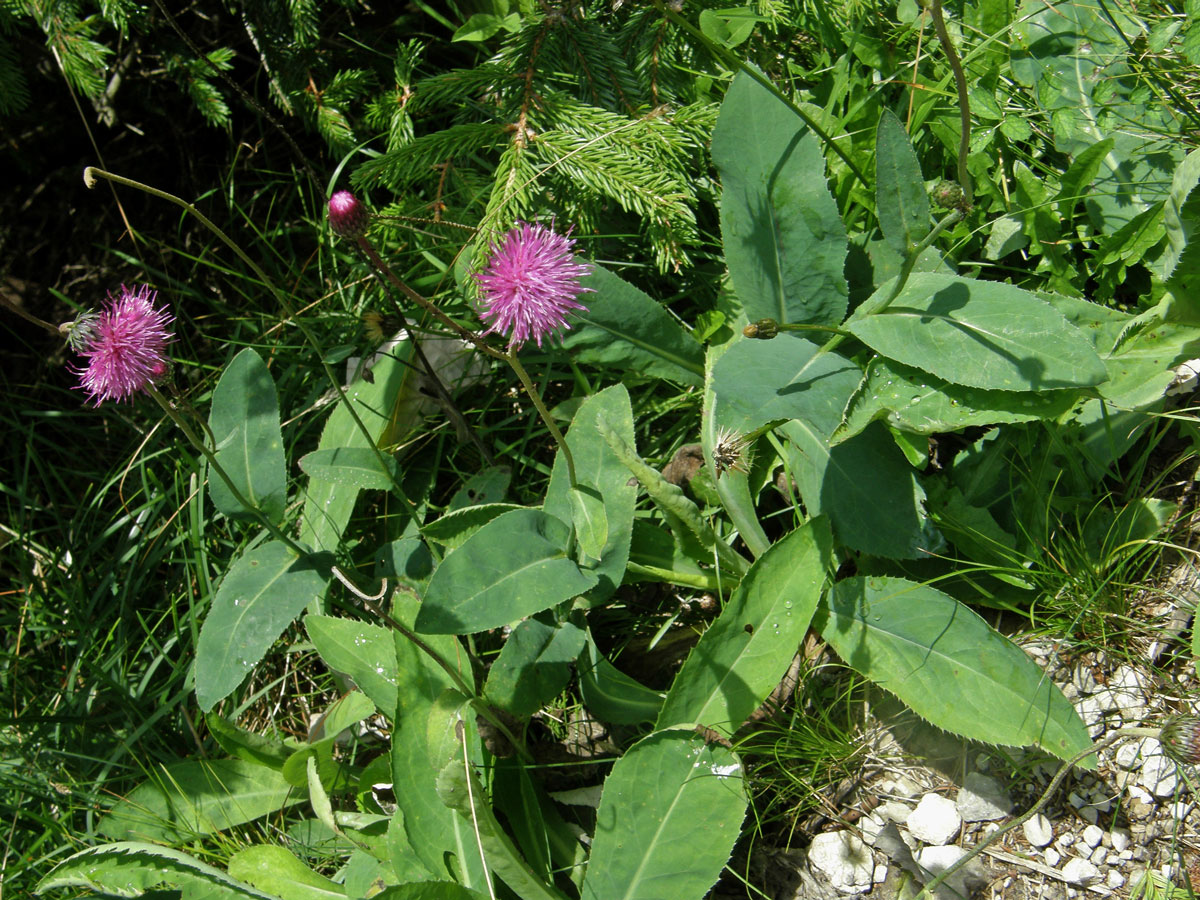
left=5, top=2, right=1200, bottom=899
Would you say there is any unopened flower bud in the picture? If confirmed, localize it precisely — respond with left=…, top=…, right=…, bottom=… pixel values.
left=743, top=318, right=779, bottom=340
left=60, top=309, right=102, bottom=352
left=931, top=180, right=965, bottom=211
left=1160, top=716, right=1200, bottom=765
left=328, top=190, right=369, bottom=239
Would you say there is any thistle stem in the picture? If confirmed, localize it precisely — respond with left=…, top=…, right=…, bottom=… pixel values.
left=506, top=351, right=577, bottom=490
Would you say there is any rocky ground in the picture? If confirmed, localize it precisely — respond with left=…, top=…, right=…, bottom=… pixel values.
left=750, top=560, right=1200, bottom=900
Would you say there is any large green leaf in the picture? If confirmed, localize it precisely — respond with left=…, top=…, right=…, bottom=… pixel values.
left=98, top=759, right=300, bottom=843
left=655, top=519, right=832, bottom=736
left=306, top=615, right=399, bottom=716
left=712, top=68, right=848, bottom=326
left=374, top=886, right=488, bottom=900
left=1157, top=147, right=1200, bottom=283
left=875, top=109, right=930, bottom=255
left=846, top=273, right=1108, bottom=391
left=208, top=348, right=287, bottom=524
left=815, top=576, right=1094, bottom=764
left=581, top=730, right=747, bottom=900
left=422, top=503, right=525, bottom=550
left=560, top=266, right=704, bottom=386
left=485, top=612, right=586, bottom=717
left=37, top=842, right=278, bottom=899
left=784, top=421, right=937, bottom=559
left=389, top=596, right=486, bottom=887
left=416, top=508, right=599, bottom=634
left=578, top=632, right=665, bottom=725
left=196, top=541, right=329, bottom=711
left=710, top=336, right=860, bottom=437
left=227, top=845, right=343, bottom=899
left=544, top=384, right=639, bottom=600
left=834, top=357, right=1078, bottom=444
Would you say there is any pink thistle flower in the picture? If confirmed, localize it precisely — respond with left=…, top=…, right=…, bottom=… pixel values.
left=74, top=284, right=174, bottom=405
left=328, top=190, right=369, bottom=239
left=474, top=221, right=593, bottom=349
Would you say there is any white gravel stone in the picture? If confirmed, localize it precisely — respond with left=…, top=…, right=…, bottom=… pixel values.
left=957, top=772, right=1012, bottom=822
left=1171, top=800, right=1194, bottom=819
left=1056, top=832, right=1076, bottom=849
left=1089, top=847, right=1107, bottom=865
left=1110, top=829, right=1130, bottom=853
left=1082, top=824, right=1104, bottom=848
left=808, top=831, right=874, bottom=895
left=1072, top=665, right=1097, bottom=693
left=1023, top=813, right=1054, bottom=847
left=1079, top=806, right=1098, bottom=824
left=1061, top=858, right=1101, bottom=886
left=1044, top=847, right=1061, bottom=867
left=907, top=793, right=961, bottom=845
left=1107, top=870, right=1126, bottom=890
left=1067, top=791, right=1086, bottom=809
left=1077, top=696, right=1106, bottom=735
left=1139, top=753, right=1180, bottom=798
left=877, top=801, right=911, bottom=825
left=916, top=845, right=981, bottom=900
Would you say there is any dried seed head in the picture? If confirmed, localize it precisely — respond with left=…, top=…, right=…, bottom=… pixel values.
left=712, top=426, right=753, bottom=479
left=1161, top=716, right=1200, bottom=765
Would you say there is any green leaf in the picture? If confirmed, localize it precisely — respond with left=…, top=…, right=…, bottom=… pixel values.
left=581, top=730, right=747, bottom=900
left=306, top=616, right=399, bottom=716
left=578, top=632, right=665, bottom=725
left=1056, top=137, right=1115, bottom=221
left=37, top=842, right=278, bottom=899
left=298, top=347, right=420, bottom=552
left=389, top=596, right=486, bottom=887
left=298, top=447, right=400, bottom=491
left=815, top=576, right=1094, bottom=764
left=712, top=69, right=849, bottom=326
left=206, top=714, right=294, bottom=770
left=436, top=756, right=570, bottom=900
left=561, top=266, right=704, bottom=387
left=485, top=613, right=586, bottom=717
left=544, top=385, right=639, bottom=599
left=1157, top=147, right=1200, bottom=282
left=656, top=519, right=833, bottom=736
left=875, top=109, right=931, bottom=255
left=846, top=273, right=1109, bottom=391
left=374, top=885, right=488, bottom=900
left=416, top=509, right=599, bottom=634
left=228, top=845, right=343, bottom=899
left=98, top=759, right=301, bottom=843
left=710, top=336, right=861, bottom=437
left=208, top=348, right=287, bottom=524
left=835, top=357, right=1079, bottom=444
left=783, top=421, right=937, bottom=559
left=196, top=542, right=329, bottom=711
left=423, top=503, right=525, bottom=550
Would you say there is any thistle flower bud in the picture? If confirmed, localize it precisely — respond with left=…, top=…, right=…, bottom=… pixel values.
left=931, top=180, right=966, bottom=211
left=60, top=309, right=102, bottom=353
left=743, top=318, right=780, bottom=340
left=328, top=190, right=369, bottom=239
left=1160, top=716, right=1200, bottom=765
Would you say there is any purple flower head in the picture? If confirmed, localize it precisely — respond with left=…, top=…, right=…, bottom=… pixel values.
left=74, top=284, right=174, bottom=405
left=329, top=190, right=369, bottom=239
left=474, top=221, right=593, bottom=349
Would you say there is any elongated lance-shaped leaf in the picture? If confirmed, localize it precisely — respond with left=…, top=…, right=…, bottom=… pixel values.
left=656, top=518, right=833, bottom=736
left=581, top=730, right=747, bottom=900
left=209, top=348, right=287, bottom=524
left=845, top=273, right=1108, bottom=391
left=228, top=843, right=343, bottom=899
left=195, top=541, right=329, bottom=711
left=306, top=615, right=399, bottom=715
left=37, top=842, right=279, bottom=899
left=875, top=109, right=931, bottom=255
left=815, top=576, right=1094, bottom=765
left=98, top=758, right=302, bottom=843
left=485, top=612, right=586, bottom=717
left=597, top=415, right=749, bottom=578
left=298, top=447, right=400, bottom=490
left=561, top=266, right=705, bottom=386
left=579, top=630, right=665, bottom=725
left=436, top=754, right=571, bottom=900
left=712, top=68, right=848, bottom=326
left=416, top=508, right=599, bottom=634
